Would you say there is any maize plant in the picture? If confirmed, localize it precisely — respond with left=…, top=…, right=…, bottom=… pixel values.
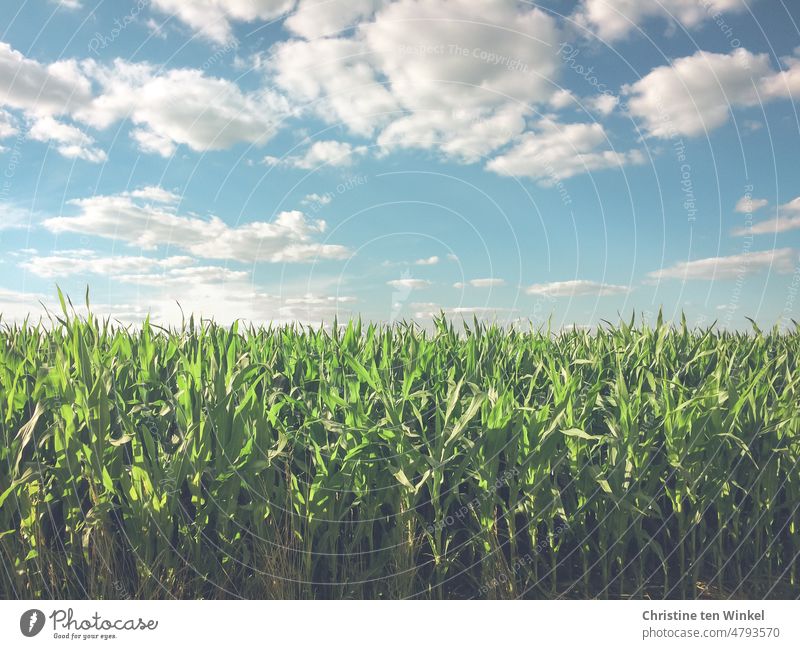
left=0, top=300, right=798, bottom=599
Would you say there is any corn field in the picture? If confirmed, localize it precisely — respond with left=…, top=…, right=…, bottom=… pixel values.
left=1, top=300, right=798, bottom=599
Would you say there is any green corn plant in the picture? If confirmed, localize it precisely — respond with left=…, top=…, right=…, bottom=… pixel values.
left=0, top=299, right=798, bottom=599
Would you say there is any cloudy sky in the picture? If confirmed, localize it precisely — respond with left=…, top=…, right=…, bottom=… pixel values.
left=1, top=0, right=799, bottom=328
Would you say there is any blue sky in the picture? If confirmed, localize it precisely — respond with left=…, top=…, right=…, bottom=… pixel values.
left=1, top=0, right=799, bottom=328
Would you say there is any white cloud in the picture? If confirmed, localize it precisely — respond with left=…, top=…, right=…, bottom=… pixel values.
left=0, top=42, right=92, bottom=116
left=278, top=293, right=357, bottom=321
left=410, top=301, right=439, bottom=318
left=27, top=116, right=106, bottom=162
left=737, top=217, right=800, bottom=235
left=411, top=302, right=514, bottom=319
left=267, top=36, right=399, bottom=136
left=142, top=282, right=356, bottom=326
left=448, top=306, right=511, bottom=314
left=387, top=278, right=431, bottom=289
left=1, top=43, right=290, bottom=159
left=264, top=140, right=367, bottom=169
left=0, top=288, right=160, bottom=325
left=573, top=0, right=748, bottom=42
left=81, top=61, right=289, bottom=155
left=647, top=248, right=796, bottom=280
left=150, top=0, right=295, bottom=43
left=116, top=265, right=250, bottom=286
left=550, top=90, right=618, bottom=116
left=377, top=104, right=528, bottom=163
left=743, top=119, right=763, bottom=132
left=486, top=119, right=643, bottom=183
left=526, top=279, right=629, bottom=296
left=0, top=287, right=51, bottom=322
left=734, top=195, right=768, bottom=213
left=363, top=0, right=560, bottom=112
left=3, top=267, right=355, bottom=327
left=0, top=206, right=33, bottom=231
left=42, top=188, right=350, bottom=263
left=285, top=0, right=384, bottom=39
left=549, top=89, right=575, bottom=109
left=761, top=54, right=800, bottom=100
left=131, top=128, right=176, bottom=157
left=145, top=18, right=170, bottom=40
left=268, top=1, right=570, bottom=166
left=587, top=93, right=618, bottom=116
left=126, top=185, right=181, bottom=204
left=364, top=0, right=560, bottom=160
left=733, top=197, right=800, bottom=236
left=0, top=108, right=18, bottom=138
left=21, top=251, right=195, bottom=279
left=623, top=49, right=780, bottom=138
left=52, top=0, right=83, bottom=8
left=415, top=255, right=439, bottom=266
left=454, top=278, right=505, bottom=288
left=301, top=192, right=333, bottom=206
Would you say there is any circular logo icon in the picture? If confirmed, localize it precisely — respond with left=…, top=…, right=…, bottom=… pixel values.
left=20, top=609, right=45, bottom=637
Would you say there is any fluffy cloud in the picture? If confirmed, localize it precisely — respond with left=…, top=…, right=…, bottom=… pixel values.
left=42, top=187, right=350, bottom=263
left=127, top=186, right=181, bottom=204
left=573, top=0, right=748, bottom=42
left=150, top=0, right=295, bottom=43
left=761, top=54, right=800, bottom=100
left=415, top=256, right=439, bottom=266
left=21, top=250, right=194, bottom=279
left=377, top=105, right=527, bottom=163
left=454, top=278, right=505, bottom=288
left=0, top=287, right=162, bottom=325
left=411, top=302, right=514, bottom=319
left=647, top=248, right=796, bottom=280
left=526, top=279, right=629, bottom=296
left=131, top=128, right=176, bottom=157
left=0, top=108, right=18, bottom=138
left=734, top=195, right=768, bottom=213
left=387, top=278, right=431, bottom=289
left=0, top=42, right=92, bottom=116
left=623, top=49, right=792, bottom=138
left=550, top=90, right=618, bottom=116
left=363, top=0, right=560, bottom=111
left=278, top=293, right=357, bottom=321
left=267, top=37, right=399, bottom=136
left=27, top=116, right=106, bottom=162
left=1, top=43, right=290, bottom=159
left=365, top=0, right=560, bottom=159
left=264, top=140, right=367, bottom=169
left=269, top=1, right=567, bottom=165
left=0, top=287, right=52, bottom=322
left=301, top=193, right=333, bottom=207
left=733, top=197, right=800, bottom=236
left=1, top=275, right=355, bottom=326
left=12, top=243, right=357, bottom=325
left=0, top=207, right=32, bottom=231
left=587, top=93, right=619, bottom=116
left=115, top=265, right=250, bottom=286
left=81, top=61, right=289, bottom=155
left=285, top=0, right=384, bottom=39
left=145, top=280, right=356, bottom=326
left=549, top=89, right=575, bottom=109
left=486, top=119, right=643, bottom=183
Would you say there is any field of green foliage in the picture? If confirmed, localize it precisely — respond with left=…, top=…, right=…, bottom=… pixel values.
left=1, top=299, right=798, bottom=599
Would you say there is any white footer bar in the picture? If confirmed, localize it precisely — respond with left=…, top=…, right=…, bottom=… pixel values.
left=1, top=600, right=797, bottom=648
